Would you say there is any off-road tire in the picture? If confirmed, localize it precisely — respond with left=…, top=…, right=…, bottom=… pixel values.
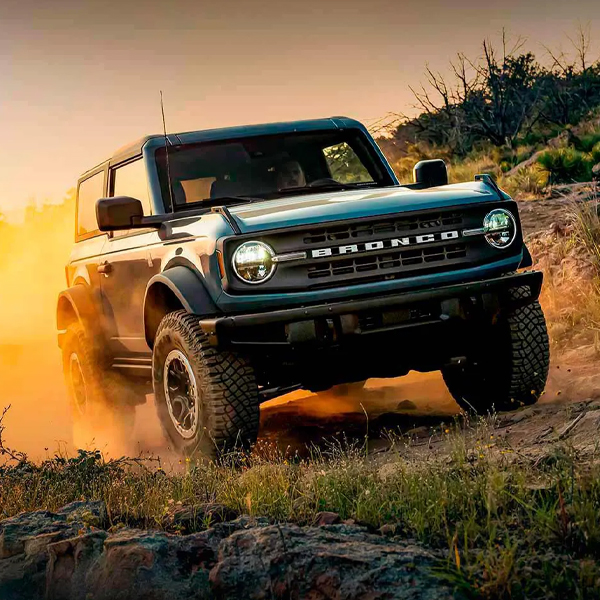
left=62, top=323, right=136, bottom=434
left=442, top=287, right=550, bottom=413
left=152, top=310, right=260, bottom=458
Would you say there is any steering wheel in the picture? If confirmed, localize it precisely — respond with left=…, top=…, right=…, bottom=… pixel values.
left=308, top=178, right=340, bottom=187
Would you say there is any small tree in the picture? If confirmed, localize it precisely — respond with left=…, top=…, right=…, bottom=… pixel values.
left=403, top=32, right=544, bottom=151
left=539, top=25, right=600, bottom=127
left=387, top=27, right=600, bottom=157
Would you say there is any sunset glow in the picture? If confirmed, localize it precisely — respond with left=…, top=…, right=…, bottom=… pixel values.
left=1, top=0, right=599, bottom=215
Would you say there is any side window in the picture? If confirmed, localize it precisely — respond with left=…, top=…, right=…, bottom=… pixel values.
left=112, top=159, right=151, bottom=215
left=77, top=171, right=105, bottom=238
left=323, top=142, right=374, bottom=184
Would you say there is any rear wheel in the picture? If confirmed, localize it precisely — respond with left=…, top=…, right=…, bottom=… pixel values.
left=152, top=310, right=260, bottom=459
left=442, top=288, right=550, bottom=413
left=62, top=323, right=137, bottom=438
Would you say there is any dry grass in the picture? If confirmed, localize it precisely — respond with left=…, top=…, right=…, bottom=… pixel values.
left=530, top=191, right=600, bottom=352
left=500, top=165, right=549, bottom=199
left=573, top=194, right=600, bottom=274
left=390, top=143, right=549, bottom=201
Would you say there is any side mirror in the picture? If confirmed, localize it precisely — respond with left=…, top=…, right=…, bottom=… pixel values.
left=413, top=159, right=448, bottom=188
left=96, top=197, right=144, bottom=231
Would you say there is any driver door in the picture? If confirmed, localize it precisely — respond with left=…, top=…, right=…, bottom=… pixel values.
left=99, top=158, right=161, bottom=358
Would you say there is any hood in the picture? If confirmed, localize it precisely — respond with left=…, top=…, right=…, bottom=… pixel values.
left=228, top=182, right=505, bottom=233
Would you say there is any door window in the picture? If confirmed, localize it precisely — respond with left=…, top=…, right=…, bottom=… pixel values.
left=112, top=159, right=151, bottom=214
left=110, top=159, right=152, bottom=237
left=77, top=171, right=105, bottom=239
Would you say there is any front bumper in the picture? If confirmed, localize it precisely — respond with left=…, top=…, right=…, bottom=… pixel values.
left=199, top=271, right=542, bottom=348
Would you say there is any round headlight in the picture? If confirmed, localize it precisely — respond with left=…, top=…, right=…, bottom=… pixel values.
left=483, top=209, right=517, bottom=249
left=232, top=241, right=276, bottom=284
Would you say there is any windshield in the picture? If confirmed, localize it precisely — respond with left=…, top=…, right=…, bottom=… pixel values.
left=155, top=129, right=392, bottom=210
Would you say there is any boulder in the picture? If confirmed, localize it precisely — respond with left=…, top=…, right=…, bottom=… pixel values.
left=45, top=515, right=272, bottom=600
left=0, top=502, right=103, bottom=600
left=210, top=523, right=454, bottom=599
left=46, top=529, right=215, bottom=600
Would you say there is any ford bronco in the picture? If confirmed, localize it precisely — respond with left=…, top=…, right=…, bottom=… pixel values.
left=57, top=117, right=549, bottom=457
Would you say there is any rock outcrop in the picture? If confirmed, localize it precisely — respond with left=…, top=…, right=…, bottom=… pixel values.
left=210, top=523, right=454, bottom=600
left=0, top=501, right=106, bottom=600
left=0, top=502, right=456, bottom=600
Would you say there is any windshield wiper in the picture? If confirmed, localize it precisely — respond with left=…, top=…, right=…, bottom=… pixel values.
left=274, top=181, right=378, bottom=195
left=275, top=184, right=349, bottom=195
left=190, top=195, right=262, bottom=208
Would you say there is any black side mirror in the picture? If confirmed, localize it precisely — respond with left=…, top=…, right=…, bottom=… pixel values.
left=96, top=197, right=144, bottom=231
left=413, top=159, right=448, bottom=188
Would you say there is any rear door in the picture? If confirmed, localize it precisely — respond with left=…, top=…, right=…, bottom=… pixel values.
left=99, top=158, right=161, bottom=358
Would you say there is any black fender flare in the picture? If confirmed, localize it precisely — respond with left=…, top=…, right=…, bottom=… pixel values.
left=56, top=285, right=104, bottom=347
left=519, top=243, right=533, bottom=269
left=143, top=266, right=220, bottom=348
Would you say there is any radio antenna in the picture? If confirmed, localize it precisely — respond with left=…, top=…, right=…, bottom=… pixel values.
left=160, top=90, right=175, bottom=214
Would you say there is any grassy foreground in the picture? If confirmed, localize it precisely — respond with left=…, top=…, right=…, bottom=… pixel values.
left=2, top=416, right=600, bottom=599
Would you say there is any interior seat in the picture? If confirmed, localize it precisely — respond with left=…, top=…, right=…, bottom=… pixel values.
left=210, top=178, right=243, bottom=198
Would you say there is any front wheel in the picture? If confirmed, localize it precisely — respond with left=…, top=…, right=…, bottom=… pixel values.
left=442, top=288, right=550, bottom=413
left=152, top=311, right=260, bottom=458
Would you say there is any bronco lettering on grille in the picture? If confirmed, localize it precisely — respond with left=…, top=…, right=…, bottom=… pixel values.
left=311, top=230, right=460, bottom=258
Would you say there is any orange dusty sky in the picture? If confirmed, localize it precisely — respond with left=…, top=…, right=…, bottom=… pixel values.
left=1, top=0, right=599, bottom=214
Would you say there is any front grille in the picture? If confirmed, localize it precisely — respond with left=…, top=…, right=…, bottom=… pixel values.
left=303, top=212, right=463, bottom=245
left=223, top=200, right=523, bottom=293
left=308, top=243, right=467, bottom=279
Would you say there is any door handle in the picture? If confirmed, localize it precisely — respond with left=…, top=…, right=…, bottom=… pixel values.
left=97, top=262, right=113, bottom=276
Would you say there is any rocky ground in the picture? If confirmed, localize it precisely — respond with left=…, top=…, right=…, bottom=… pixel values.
left=0, top=500, right=453, bottom=600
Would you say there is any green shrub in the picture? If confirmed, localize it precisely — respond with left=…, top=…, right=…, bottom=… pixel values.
left=537, top=148, right=592, bottom=184
left=590, top=141, right=600, bottom=165
left=502, top=166, right=548, bottom=198
left=578, top=132, right=600, bottom=153
left=490, top=146, right=535, bottom=172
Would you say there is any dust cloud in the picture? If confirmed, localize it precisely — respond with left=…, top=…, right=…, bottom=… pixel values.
left=0, top=199, right=76, bottom=459
left=0, top=198, right=170, bottom=461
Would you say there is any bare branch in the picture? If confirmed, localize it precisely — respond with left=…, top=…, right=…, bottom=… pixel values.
left=567, top=22, right=591, bottom=71
left=0, top=405, right=28, bottom=464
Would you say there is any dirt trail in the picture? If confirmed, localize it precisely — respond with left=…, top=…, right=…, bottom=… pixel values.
left=2, top=339, right=599, bottom=462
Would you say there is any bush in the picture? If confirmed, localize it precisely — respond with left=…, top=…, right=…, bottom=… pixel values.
left=537, top=148, right=593, bottom=184
left=578, top=132, right=600, bottom=153
left=591, top=141, right=600, bottom=165
left=390, top=141, right=452, bottom=184
left=502, top=166, right=548, bottom=198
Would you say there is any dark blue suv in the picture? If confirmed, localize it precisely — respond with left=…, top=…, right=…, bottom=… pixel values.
left=57, top=117, right=549, bottom=457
